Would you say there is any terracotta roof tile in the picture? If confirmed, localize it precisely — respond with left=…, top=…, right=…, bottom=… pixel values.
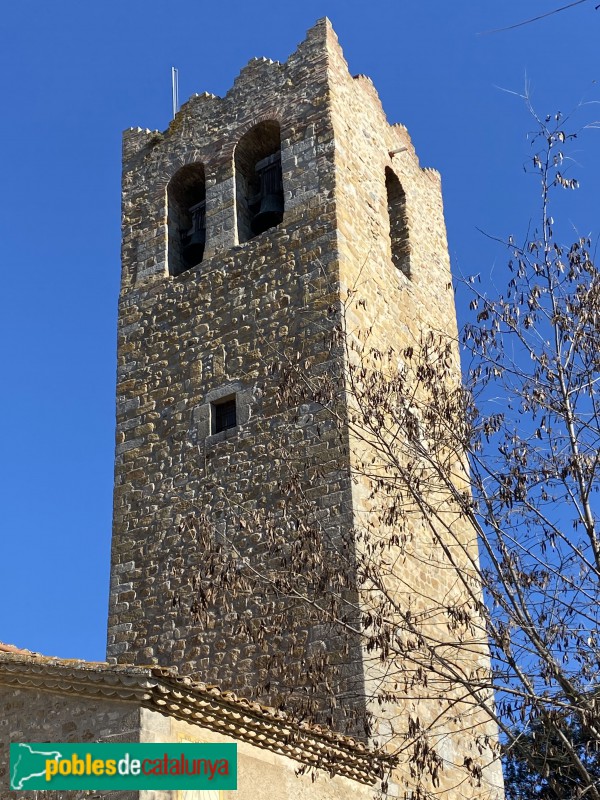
left=0, top=642, right=38, bottom=655
left=0, top=648, right=390, bottom=785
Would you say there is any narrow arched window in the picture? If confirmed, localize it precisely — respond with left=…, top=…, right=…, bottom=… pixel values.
left=235, top=121, right=284, bottom=243
left=385, top=168, right=410, bottom=278
left=168, top=164, right=206, bottom=276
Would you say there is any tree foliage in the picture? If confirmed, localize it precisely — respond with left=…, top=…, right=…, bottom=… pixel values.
left=464, top=108, right=600, bottom=797
left=504, top=710, right=600, bottom=799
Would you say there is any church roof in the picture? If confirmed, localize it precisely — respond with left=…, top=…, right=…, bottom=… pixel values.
left=0, top=647, right=386, bottom=785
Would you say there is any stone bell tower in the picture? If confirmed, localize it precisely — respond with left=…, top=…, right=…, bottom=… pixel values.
left=107, top=18, right=503, bottom=798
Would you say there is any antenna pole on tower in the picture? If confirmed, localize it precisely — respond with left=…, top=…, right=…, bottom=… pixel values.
left=171, top=67, right=179, bottom=119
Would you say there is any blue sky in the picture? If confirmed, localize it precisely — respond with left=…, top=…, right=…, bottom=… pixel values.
left=1, top=0, right=598, bottom=661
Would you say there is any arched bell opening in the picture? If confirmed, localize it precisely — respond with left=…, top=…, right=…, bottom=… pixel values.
left=385, top=168, right=410, bottom=278
left=168, top=164, right=206, bottom=276
left=235, top=121, right=284, bottom=244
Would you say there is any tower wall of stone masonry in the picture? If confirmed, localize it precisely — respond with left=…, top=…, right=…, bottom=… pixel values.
left=107, top=19, right=366, bottom=727
left=324, top=30, right=503, bottom=798
left=107, top=16, right=503, bottom=796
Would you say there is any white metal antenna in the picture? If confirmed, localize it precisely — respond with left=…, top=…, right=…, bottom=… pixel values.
left=171, top=67, right=179, bottom=119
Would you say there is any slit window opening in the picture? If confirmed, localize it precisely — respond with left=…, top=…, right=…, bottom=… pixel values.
left=385, top=167, right=410, bottom=278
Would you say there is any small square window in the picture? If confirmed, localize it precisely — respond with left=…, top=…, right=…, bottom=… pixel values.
left=212, top=397, right=237, bottom=434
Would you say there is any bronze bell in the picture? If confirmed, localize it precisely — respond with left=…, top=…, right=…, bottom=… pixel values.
left=250, top=152, right=284, bottom=236
left=251, top=192, right=284, bottom=235
left=181, top=228, right=206, bottom=268
left=181, top=200, right=206, bottom=268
